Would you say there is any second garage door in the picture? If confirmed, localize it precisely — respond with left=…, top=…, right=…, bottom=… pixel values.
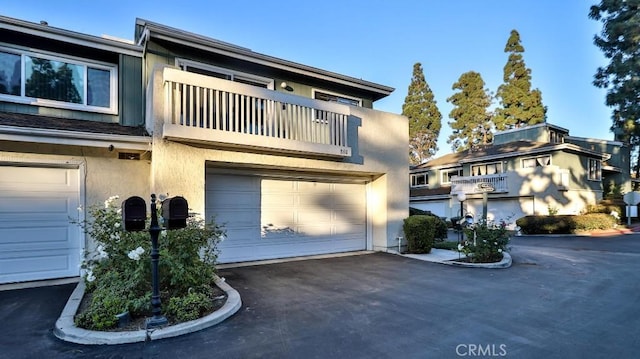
left=206, top=173, right=367, bottom=263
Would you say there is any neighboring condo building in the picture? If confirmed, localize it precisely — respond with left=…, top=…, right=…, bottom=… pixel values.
left=410, top=123, right=630, bottom=225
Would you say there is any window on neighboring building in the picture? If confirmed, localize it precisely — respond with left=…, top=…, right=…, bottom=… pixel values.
left=522, top=155, right=551, bottom=169
left=471, top=162, right=503, bottom=176
left=313, top=89, right=362, bottom=107
left=0, top=47, right=117, bottom=114
left=441, top=168, right=463, bottom=184
left=549, top=130, right=564, bottom=144
left=588, top=158, right=601, bottom=181
left=411, top=173, right=428, bottom=187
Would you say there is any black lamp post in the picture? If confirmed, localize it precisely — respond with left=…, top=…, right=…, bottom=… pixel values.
left=146, top=194, right=167, bottom=328
left=457, top=192, right=466, bottom=244
left=122, top=194, right=189, bottom=329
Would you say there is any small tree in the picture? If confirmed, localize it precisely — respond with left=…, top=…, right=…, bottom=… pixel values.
left=494, top=30, right=546, bottom=130
left=402, top=62, right=442, bottom=165
left=447, top=71, right=494, bottom=152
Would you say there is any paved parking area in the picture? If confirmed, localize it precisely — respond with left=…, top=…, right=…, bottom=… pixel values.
left=1, top=235, right=639, bottom=358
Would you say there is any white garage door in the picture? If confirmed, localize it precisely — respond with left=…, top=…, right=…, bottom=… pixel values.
left=206, top=173, right=367, bottom=263
left=0, top=165, right=82, bottom=284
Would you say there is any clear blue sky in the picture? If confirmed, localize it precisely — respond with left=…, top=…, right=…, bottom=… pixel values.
left=2, top=0, right=611, bottom=157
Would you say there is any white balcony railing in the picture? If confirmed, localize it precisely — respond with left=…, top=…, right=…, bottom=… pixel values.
left=160, top=68, right=352, bottom=157
left=450, top=173, right=509, bottom=194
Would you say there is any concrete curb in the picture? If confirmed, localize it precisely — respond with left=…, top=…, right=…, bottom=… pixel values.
left=53, top=275, right=242, bottom=345
left=442, top=252, right=512, bottom=269
left=402, top=250, right=512, bottom=269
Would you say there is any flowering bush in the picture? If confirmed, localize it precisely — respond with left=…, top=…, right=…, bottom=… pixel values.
left=459, top=220, right=510, bottom=263
left=73, top=196, right=225, bottom=330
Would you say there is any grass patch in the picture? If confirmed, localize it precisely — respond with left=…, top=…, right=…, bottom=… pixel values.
left=432, top=241, right=460, bottom=251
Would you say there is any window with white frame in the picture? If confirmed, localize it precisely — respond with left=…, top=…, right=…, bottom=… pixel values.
left=441, top=168, right=463, bottom=184
left=411, top=173, right=429, bottom=187
left=313, top=89, right=362, bottom=107
left=549, top=130, right=564, bottom=144
left=0, top=46, right=117, bottom=114
left=588, top=158, right=601, bottom=181
left=176, top=59, right=274, bottom=89
left=471, top=162, right=503, bottom=176
left=522, top=155, right=551, bottom=169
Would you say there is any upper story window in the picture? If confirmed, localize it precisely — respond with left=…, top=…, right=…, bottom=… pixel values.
left=0, top=46, right=117, bottom=114
left=441, top=168, right=463, bottom=184
left=549, top=130, right=565, bottom=144
left=522, top=155, right=551, bottom=168
left=471, top=162, right=503, bottom=176
left=588, top=158, right=602, bottom=181
left=411, top=173, right=429, bottom=188
left=313, top=89, right=362, bottom=107
left=176, top=59, right=274, bottom=89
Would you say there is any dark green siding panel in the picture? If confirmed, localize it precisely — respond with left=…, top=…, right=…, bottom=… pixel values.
left=119, top=55, right=144, bottom=126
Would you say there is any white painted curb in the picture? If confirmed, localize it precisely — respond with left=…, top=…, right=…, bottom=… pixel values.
left=54, top=275, right=242, bottom=345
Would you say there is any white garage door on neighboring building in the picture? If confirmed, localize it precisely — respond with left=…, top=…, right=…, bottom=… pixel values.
left=0, top=165, right=82, bottom=284
left=206, top=172, right=367, bottom=263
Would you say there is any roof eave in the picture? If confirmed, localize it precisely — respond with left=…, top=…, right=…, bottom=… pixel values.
left=135, top=18, right=394, bottom=100
left=0, top=15, right=143, bottom=57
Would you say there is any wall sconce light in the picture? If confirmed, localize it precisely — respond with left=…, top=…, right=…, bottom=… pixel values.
left=280, top=82, right=293, bottom=92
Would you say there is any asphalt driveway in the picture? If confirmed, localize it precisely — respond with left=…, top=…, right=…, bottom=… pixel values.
left=1, top=235, right=639, bottom=358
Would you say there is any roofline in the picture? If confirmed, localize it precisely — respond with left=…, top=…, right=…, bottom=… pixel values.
left=415, top=142, right=610, bottom=170
left=0, top=125, right=151, bottom=151
left=458, top=143, right=608, bottom=164
left=135, top=18, right=394, bottom=100
left=494, top=122, right=569, bottom=136
left=0, top=15, right=143, bottom=57
left=566, top=135, right=624, bottom=147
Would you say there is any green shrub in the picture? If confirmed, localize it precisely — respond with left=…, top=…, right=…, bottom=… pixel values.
left=572, top=213, right=617, bottom=231
left=516, top=213, right=617, bottom=234
left=73, top=196, right=225, bottom=330
left=516, top=215, right=576, bottom=234
left=403, top=215, right=436, bottom=254
left=408, top=207, right=448, bottom=240
left=166, top=290, right=214, bottom=322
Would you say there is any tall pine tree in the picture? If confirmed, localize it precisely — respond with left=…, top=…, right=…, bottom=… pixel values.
left=590, top=1, right=640, bottom=176
left=447, top=71, right=493, bottom=152
left=402, top=63, right=442, bottom=165
left=494, top=30, right=546, bottom=130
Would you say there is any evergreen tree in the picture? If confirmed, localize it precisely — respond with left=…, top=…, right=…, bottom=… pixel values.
left=402, top=63, right=442, bottom=165
left=447, top=71, right=493, bottom=152
left=494, top=30, right=546, bottom=130
left=589, top=1, right=640, bottom=176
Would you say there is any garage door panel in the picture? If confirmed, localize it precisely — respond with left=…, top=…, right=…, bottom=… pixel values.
left=0, top=167, right=78, bottom=191
left=0, top=226, right=71, bottom=246
left=261, top=193, right=295, bottom=207
left=207, top=191, right=260, bottom=208
left=0, top=249, right=79, bottom=283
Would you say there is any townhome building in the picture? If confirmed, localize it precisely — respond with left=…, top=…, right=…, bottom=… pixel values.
left=410, top=122, right=630, bottom=226
left=0, top=15, right=408, bottom=284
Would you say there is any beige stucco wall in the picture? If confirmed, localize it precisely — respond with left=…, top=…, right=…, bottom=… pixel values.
left=147, top=66, right=409, bottom=253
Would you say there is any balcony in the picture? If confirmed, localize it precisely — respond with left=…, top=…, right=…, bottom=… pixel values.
left=152, top=67, right=353, bottom=158
left=451, top=167, right=572, bottom=196
left=450, top=173, right=509, bottom=195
